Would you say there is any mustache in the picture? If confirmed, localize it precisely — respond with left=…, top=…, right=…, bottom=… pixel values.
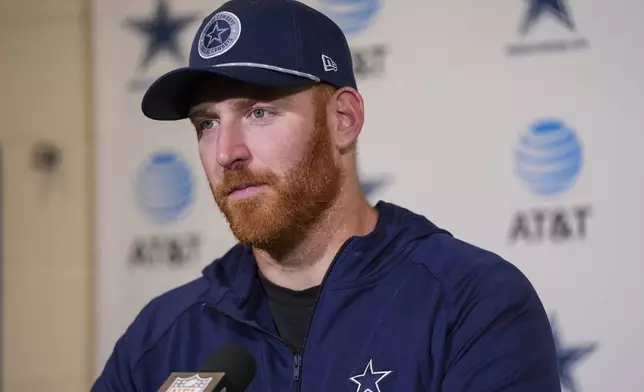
left=214, top=167, right=279, bottom=196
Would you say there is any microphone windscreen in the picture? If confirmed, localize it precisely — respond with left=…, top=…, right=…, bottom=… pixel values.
left=199, top=343, right=257, bottom=391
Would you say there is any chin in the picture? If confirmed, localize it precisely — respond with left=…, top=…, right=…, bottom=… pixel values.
left=224, top=200, right=294, bottom=248
left=224, top=197, right=273, bottom=224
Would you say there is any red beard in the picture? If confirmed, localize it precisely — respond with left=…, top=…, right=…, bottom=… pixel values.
left=212, top=110, right=342, bottom=252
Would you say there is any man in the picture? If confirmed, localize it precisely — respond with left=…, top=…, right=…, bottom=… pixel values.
left=93, top=0, right=561, bottom=391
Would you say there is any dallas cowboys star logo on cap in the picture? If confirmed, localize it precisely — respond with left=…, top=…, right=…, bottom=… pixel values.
left=205, top=22, right=229, bottom=46
left=198, top=11, right=242, bottom=59
left=349, top=359, right=392, bottom=392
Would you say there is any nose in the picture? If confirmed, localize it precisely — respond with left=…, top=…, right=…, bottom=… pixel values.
left=216, top=121, right=251, bottom=169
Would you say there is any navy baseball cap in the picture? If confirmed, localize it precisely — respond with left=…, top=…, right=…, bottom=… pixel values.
left=141, top=0, right=357, bottom=121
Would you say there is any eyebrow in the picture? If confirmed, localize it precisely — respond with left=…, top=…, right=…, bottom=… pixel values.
left=188, top=93, right=297, bottom=119
left=230, top=98, right=260, bottom=112
left=188, top=106, right=216, bottom=119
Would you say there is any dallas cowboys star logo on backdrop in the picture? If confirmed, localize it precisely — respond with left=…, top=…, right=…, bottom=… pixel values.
left=550, top=314, right=598, bottom=392
left=124, top=0, right=198, bottom=70
left=360, top=175, right=390, bottom=199
left=520, top=0, right=576, bottom=35
left=349, top=359, right=392, bottom=392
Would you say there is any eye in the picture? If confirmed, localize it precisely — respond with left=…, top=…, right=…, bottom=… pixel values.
left=201, top=119, right=218, bottom=130
left=250, top=108, right=271, bottom=120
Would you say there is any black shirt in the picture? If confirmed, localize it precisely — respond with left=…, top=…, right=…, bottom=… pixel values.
left=258, top=271, right=320, bottom=353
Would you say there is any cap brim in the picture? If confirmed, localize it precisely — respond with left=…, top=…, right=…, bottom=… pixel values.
left=141, top=66, right=318, bottom=121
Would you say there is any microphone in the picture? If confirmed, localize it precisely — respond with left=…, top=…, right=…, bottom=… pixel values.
left=157, top=344, right=257, bottom=392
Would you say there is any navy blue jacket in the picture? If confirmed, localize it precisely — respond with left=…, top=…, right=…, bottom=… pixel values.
left=92, top=202, right=561, bottom=391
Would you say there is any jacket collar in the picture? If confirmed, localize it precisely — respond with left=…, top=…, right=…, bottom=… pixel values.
left=200, top=201, right=450, bottom=320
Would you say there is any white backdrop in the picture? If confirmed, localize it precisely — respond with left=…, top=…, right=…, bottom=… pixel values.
left=91, top=0, right=644, bottom=390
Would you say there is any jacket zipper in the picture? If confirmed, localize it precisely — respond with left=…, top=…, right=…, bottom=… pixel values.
left=203, top=302, right=305, bottom=389
left=292, top=238, right=355, bottom=392
left=205, top=238, right=355, bottom=392
left=293, top=353, right=302, bottom=386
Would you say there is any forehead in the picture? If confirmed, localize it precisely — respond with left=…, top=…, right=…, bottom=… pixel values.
left=188, top=75, right=314, bottom=112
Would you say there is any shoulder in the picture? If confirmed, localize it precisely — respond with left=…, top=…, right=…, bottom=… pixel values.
left=117, top=275, right=211, bottom=368
left=381, top=202, right=536, bottom=304
left=403, top=233, right=560, bottom=389
left=115, top=244, right=252, bottom=366
left=135, top=275, right=210, bottom=329
left=407, top=231, right=539, bottom=310
left=92, top=273, right=214, bottom=391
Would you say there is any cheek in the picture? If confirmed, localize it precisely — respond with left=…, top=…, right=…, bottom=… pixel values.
left=198, top=138, right=221, bottom=182
left=248, top=126, right=311, bottom=172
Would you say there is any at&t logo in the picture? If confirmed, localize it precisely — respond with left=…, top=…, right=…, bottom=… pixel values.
left=129, top=150, right=201, bottom=267
left=135, top=150, right=195, bottom=223
left=515, top=118, right=582, bottom=196
left=508, top=119, right=592, bottom=244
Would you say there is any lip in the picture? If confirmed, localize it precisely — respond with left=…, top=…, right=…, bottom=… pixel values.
left=228, top=183, right=264, bottom=200
left=230, top=182, right=262, bottom=193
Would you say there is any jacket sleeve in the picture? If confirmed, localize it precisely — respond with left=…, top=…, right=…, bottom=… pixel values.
left=440, top=260, right=561, bottom=392
left=90, top=333, right=139, bottom=392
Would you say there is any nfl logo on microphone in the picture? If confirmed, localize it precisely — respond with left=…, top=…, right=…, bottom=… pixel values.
left=158, top=371, right=225, bottom=391
left=164, top=375, right=213, bottom=392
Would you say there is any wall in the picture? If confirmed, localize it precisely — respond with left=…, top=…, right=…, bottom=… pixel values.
left=0, top=0, right=94, bottom=390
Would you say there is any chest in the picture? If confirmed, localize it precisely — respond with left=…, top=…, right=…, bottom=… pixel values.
left=238, top=284, right=447, bottom=392
left=147, top=281, right=448, bottom=392
left=293, top=287, right=447, bottom=392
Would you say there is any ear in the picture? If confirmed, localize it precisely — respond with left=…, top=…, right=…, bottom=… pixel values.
left=328, top=87, right=364, bottom=152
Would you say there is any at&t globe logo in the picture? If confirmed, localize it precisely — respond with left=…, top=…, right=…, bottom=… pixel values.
left=515, top=119, right=583, bottom=196
left=135, top=150, right=195, bottom=224
left=508, top=118, right=592, bottom=245
left=130, top=150, right=201, bottom=268
left=318, top=0, right=381, bottom=35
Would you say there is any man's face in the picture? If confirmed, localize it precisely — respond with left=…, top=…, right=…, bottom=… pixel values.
left=189, top=77, right=342, bottom=250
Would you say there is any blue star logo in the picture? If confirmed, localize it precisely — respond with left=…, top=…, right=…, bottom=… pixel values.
left=360, top=175, right=390, bottom=199
left=550, top=315, right=598, bottom=392
left=349, top=359, right=392, bottom=392
left=520, top=0, right=576, bottom=36
left=205, top=22, right=230, bottom=47
left=125, top=0, right=198, bottom=70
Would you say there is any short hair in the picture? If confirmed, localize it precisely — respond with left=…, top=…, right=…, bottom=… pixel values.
left=312, top=82, right=338, bottom=109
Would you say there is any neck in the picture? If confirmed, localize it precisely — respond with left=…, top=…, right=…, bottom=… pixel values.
left=252, top=182, right=378, bottom=291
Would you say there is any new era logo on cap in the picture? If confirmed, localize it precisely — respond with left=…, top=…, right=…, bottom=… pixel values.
left=322, top=55, right=338, bottom=72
